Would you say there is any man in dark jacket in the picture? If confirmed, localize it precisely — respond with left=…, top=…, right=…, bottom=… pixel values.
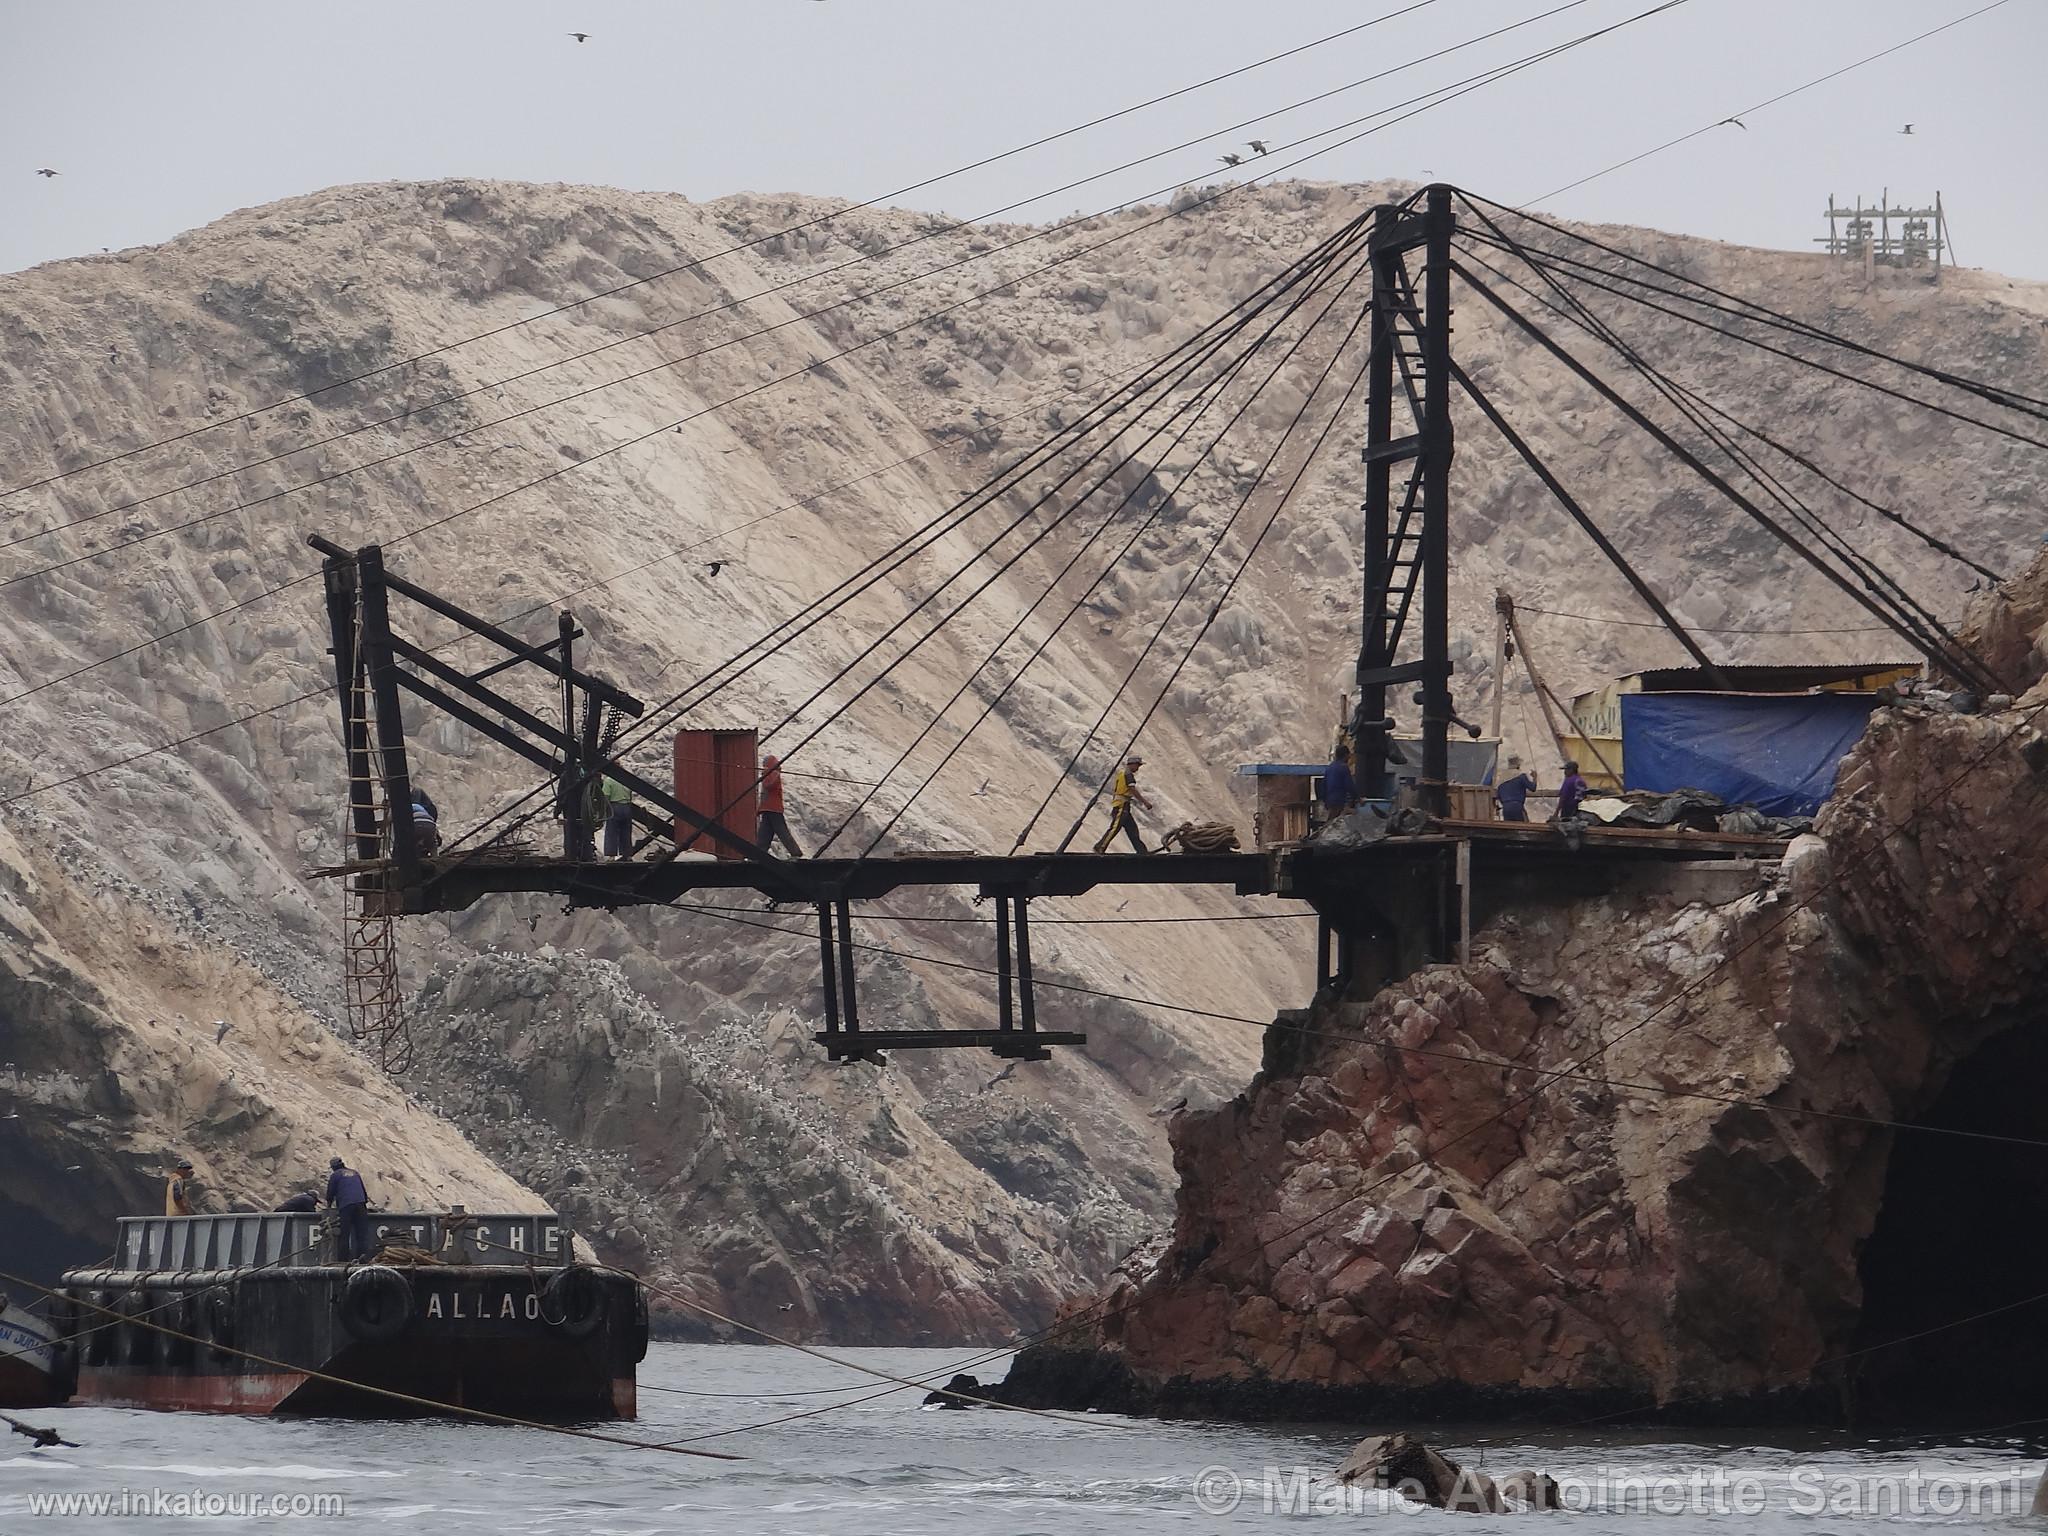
left=325, top=1156, right=374, bottom=1262
left=1318, top=745, right=1358, bottom=822
left=1494, top=757, right=1537, bottom=822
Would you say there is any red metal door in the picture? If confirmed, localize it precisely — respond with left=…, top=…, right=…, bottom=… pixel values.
left=673, top=729, right=758, bottom=858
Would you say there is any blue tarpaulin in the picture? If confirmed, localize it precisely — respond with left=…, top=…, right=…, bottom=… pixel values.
left=1620, top=691, right=1880, bottom=816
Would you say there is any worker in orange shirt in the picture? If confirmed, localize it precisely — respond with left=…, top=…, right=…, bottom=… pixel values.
left=758, top=755, right=804, bottom=858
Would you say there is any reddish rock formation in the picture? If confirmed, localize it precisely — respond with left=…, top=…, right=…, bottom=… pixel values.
left=998, top=556, right=2048, bottom=1424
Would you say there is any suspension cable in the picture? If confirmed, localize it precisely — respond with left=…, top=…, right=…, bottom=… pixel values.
left=823, top=229, right=1383, bottom=855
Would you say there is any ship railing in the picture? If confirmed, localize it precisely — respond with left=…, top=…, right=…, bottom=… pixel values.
left=115, top=1213, right=570, bottom=1270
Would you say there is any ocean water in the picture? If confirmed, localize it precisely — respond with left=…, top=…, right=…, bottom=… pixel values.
left=4, top=1342, right=2044, bottom=1533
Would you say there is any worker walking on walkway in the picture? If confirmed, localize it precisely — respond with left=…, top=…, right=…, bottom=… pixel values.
left=600, top=774, right=634, bottom=860
left=758, top=755, right=803, bottom=858
left=325, top=1156, right=374, bottom=1263
left=1092, top=754, right=1153, bottom=854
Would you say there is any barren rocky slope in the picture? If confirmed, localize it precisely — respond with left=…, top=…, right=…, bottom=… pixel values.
left=995, top=555, right=2048, bottom=1423
left=1, top=177, right=2043, bottom=1340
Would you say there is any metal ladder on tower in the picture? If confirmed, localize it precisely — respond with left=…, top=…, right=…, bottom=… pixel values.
left=338, top=606, right=414, bottom=1075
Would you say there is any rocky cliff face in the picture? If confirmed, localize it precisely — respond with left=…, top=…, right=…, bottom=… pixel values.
left=996, top=555, right=2048, bottom=1421
left=0, top=810, right=546, bottom=1289
left=2, top=177, right=2043, bottom=1340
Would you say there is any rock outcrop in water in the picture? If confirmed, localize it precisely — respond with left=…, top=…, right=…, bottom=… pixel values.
left=996, top=557, right=2048, bottom=1423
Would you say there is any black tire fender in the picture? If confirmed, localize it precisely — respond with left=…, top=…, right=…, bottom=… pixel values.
left=629, top=1284, right=650, bottom=1364
left=49, top=1337, right=78, bottom=1400
left=120, top=1289, right=157, bottom=1367
left=203, top=1286, right=238, bottom=1362
left=339, top=1265, right=413, bottom=1343
left=544, top=1266, right=605, bottom=1339
left=161, top=1291, right=198, bottom=1366
left=84, top=1290, right=118, bottom=1366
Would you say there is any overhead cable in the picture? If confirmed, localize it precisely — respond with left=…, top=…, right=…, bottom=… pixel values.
left=0, top=0, right=1604, bottom=576
left=0, top=0, right=1456, bottom=502
left=0, top=0, right=1685, bottom=713
left=1524, top=0, right=2018, bottom=206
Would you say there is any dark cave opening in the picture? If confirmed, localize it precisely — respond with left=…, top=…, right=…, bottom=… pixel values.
left=1851, top=1011, right=2048, bottom=1425
left=0, top=1192, right=101, bottom=1309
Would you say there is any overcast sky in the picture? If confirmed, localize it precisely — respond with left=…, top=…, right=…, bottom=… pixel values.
left=4, top=0, right=2042, bottom=279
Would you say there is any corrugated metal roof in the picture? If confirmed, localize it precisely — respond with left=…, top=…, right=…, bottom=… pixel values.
left=1630, top=662, right=1920, bottom=693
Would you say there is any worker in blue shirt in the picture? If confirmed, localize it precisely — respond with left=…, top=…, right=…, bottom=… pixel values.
left=1319, top=744, right=1359, bottom=821
left=325, top=1156, right=374, bottom=1263
left=1493, top=757, right=1536, bottom=822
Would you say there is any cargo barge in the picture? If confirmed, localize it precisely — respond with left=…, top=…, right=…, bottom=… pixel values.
left=54, top=1210, right=646, bottom=1418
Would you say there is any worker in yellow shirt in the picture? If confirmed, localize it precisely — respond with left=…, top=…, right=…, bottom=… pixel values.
left=1092, top=754, right=1153, bottom=854
left=165, top=1158, right=196, bottom=1216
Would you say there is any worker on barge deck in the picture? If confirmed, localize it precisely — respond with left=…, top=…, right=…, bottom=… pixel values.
left=325, top=1156, right=374, bottom=1262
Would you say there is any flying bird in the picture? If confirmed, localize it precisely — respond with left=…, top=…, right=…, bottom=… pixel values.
left=568, top=31, right=589, bottom=42
left=338, top=278, right=355, bottom=292
left=1247, top=140, right=1270, bottom=155
left=705, top=561, right=725, bottom=576
left=35, top=168, right=58, bottom=178
left=1900, top=123, right=1914, bottom=135
left=1718, top=116, right=1747, bottom=131
left=972, top=778, right=990, bottom=797
left=213, top=1020, right=231, bottom=1043
left=1218, top=152, right=1243, bottom=167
